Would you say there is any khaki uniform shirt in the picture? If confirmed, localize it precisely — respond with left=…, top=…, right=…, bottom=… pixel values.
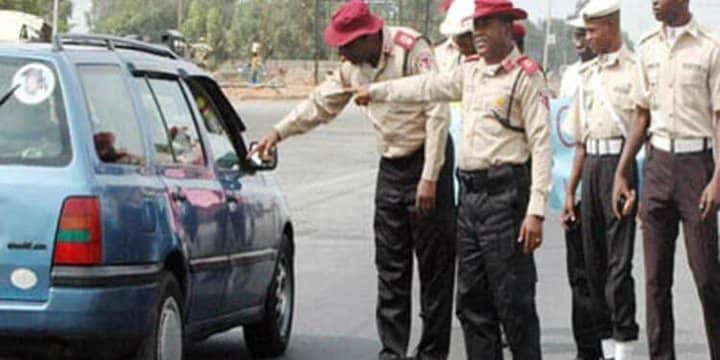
left=369, top=48, right=552, bottom=216
left=434, top=38, right=462, bottom=74
left=566, top=46, right=637, bottom=142
left=634, top=18, right=720, bottom=139
left=274, top=26, right=449, bottom=181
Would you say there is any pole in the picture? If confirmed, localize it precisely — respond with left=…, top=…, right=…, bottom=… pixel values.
left=313, top=0, right=320, bottom=85
left=542, top=0, right=552, bottom=70
left=52, top=0, right=59, bottom=37
left=423, top=0, right=431, bottom=35
left=177, top=0, right=183, bottom=29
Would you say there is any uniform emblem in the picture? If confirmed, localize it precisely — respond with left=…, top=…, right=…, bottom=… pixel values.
left=495, top=96, right=507, bottom=108
left=538, top=92, right=549, bottom=110
left=393, top=31, right=419, bottom=51
left=416, top=52, right=433, bottom=71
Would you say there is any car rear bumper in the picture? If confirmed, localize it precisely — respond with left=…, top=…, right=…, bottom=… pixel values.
left=0, top=264, right=162, bottom=339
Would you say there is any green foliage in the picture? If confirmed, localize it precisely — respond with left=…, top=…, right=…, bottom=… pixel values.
left=86, top=0, right=624, bottom=72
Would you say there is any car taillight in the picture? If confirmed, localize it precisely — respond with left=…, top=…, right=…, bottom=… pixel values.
left=53, top=197, right=102, bottom=266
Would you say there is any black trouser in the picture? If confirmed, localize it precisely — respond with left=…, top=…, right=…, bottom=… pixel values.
left=374, top=142, right=456, bottom=360
left=565, top=205, right=603, bottom=359
left=580, top=154, right=639, bottom=343
left=640, top=147, right=720, bottom=360
left=456, top=163, right=541, bottom=360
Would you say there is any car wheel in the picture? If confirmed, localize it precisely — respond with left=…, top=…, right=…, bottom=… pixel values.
left=136, top=272, right=184, bottom=360
left=244, top=235, right=294, bottom=358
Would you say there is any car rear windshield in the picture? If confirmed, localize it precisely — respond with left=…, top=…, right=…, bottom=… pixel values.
left=0, top=58, right=71, bottom=166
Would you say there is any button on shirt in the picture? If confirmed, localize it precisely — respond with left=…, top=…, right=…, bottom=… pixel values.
left=274, top=26, right=449, bottom=181
left=634, top=18, right=720, bottom=139
left=368, top=48, right=552, bottom=217
left=565, top=46, right=637, bottom=142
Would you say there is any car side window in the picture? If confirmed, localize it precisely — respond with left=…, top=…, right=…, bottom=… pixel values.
left=189, top=83, right=241, bottom=170
left=78, top=65, right=145, bottom=165
left=134, top=77, right=176, bottom=166
left=145, top=78, right=206, bottom=167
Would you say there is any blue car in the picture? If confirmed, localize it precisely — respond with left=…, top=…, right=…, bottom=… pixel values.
left=0, top=34, right=294, bottom=360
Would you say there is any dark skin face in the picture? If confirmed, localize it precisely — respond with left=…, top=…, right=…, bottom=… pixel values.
left=652, top=0, right=691, bottom=26
left=473, top=16, right=514, bottom=64
left=574, top=28, right=596, bottom=62
left=338, top=31, right=383, bottom=67
left=584, top=15, right=620, bottom=55
left=453, top=32, right=477, bottom=57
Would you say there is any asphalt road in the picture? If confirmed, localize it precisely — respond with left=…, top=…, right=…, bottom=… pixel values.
left=3, top=100, right=711, bottom=359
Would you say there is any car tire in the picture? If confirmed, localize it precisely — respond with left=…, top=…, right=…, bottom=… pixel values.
left=135, top=272, right=184, bottom=360
left=244, top=235, right=294, bottom=358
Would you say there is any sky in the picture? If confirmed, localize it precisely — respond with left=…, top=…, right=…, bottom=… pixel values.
left=70, top=0, right=720, bottom=39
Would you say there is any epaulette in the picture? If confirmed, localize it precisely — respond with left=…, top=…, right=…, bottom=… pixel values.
left=638, top=27, right=660, bottom=46
left=516, top=55, right=540, bottom=76
left=464, top=54, right=479, bottom=63
left=697, top=23, right=720, bottom=47
left=394, top=30, right=420, bottom=51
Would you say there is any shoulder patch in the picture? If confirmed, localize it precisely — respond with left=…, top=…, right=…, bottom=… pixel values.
left=516, top=55, right=540, bottom=75
left=394, top=30, right=419, bottom=51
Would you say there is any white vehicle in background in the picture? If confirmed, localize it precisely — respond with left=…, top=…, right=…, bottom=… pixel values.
left=0, top=10, right=51, bottom=43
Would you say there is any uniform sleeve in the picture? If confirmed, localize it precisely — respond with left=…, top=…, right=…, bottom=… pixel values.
left=274, top=65, right=352, bottom=140
left=368, top=64, right=464, bottom=104
left=563, top=86, right=583, bottom=142
left=633, top=49, right=651, bottom=110
left=409, top=40, right=450, bottom=181
left=521, top=73, right=552, bottom=217
left=708, top=45, right=720, bottom=113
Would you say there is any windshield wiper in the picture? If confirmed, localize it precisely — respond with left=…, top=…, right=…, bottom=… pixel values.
left=0, top=83, right=20, bottom=108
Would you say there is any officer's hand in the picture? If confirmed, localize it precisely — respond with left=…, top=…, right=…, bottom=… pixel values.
left=612, top=175, right=636, bottom=220
left=415, top=179, right=437, bottom=217
left=353, top=85, right=371, bottom=106
left=699, top=175, right=720, bottom=220
left=518, top=215, right=543, bottom=255
left=562, top=193, right=576, bottom=231
left=247, top=129, right=280, bottom=162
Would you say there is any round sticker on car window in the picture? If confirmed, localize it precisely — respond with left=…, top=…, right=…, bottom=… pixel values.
left=12, top=63, right=56, bottom=105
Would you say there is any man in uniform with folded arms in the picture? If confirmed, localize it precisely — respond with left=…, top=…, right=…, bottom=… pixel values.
left=356, top=0, right=551, bottom=358
left=562, top=1, right=639, bottom=359
left=250, top=1, right=454, bottom=359
left=612, top=0, right=720, bottom=358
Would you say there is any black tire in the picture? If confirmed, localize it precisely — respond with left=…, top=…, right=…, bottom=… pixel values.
left=135, top=272, right=184, bottom=360
left=244, top=236, right=294, bottom=358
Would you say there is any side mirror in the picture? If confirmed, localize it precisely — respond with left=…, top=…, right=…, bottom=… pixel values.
left=247, top=141, right=278, bottom=171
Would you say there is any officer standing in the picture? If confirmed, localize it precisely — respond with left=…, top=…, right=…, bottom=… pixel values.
left=612, top=0, right=720, bottom=358
left=438, top=0, right=477, bottom=65
left=560, top=0, right=596, bottom=98
left=356, top=1, right=551, bottom=358
left=563, top=1, right=639, bottom=359
left=250, top=1, right=455, bottom=359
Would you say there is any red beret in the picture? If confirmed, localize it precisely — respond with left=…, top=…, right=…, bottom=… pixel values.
left=323, top=0, right=384, bottom=47
left=472, top=0, right=527, bottom=21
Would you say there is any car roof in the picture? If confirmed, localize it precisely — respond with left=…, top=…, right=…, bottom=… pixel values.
left=0, top=34, right=210, bottom=78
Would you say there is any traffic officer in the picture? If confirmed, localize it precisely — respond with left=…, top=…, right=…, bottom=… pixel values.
left=612, top=0, right=720, bottom=358
left=249, top=1, right=455, bottom=359
left=560, top=0, right=596, bottom=98
left=356, top=0, right=551, bottom=358
left=435, top=0, right=478, bottom=74
left=563, top=1, right=639, bottom=359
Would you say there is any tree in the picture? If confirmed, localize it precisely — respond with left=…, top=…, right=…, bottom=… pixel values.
left=181, top=0, right=206, bottom=41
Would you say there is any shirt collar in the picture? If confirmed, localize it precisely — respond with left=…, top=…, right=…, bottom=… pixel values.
left=480, top=47, right=521, bottom=76
left=597, top=44, right=627, bottom=68
left=659, top=15, right=699, bottom=42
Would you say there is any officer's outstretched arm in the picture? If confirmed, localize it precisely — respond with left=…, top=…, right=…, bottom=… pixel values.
left=367, top=65, right=464, bottom=104
left=273, top=65, right=354, bottom=141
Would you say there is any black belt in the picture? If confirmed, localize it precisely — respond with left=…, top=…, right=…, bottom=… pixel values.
left=457, top=163, right=529, bottom=194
